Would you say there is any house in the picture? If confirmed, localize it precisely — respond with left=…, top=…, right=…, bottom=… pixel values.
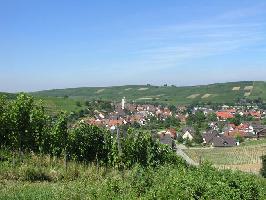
left=249, top=111, right=261, bottom=119
left=253, top=123, right=266, bottom=138
left=216, top=111, right=234, bottom=121
left=257, top=129, right=266, bottom=138
left=203, top=130, right=236, bottom=147
left=203, top=130, right=219, bottom=145
left=159, top=133, right=176, bottom=150
left=180, top=127, right=195, bottom=141
left=211, top=136, right=236, bottom=147
left=166, top=128, right=177, bottom=139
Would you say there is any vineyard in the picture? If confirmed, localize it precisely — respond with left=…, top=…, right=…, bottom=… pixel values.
left=185, top=142, right=266, bottom=173
left=0, top=93, right=266, bottom=199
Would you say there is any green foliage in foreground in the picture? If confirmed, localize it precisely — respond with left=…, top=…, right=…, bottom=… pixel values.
left=261, top=155, right=266, bottom=178
left=0, top=154, right=265, bottom=200
left=0, top=93, right=182, bottom=169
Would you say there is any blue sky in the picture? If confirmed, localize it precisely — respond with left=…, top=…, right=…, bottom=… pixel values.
left=1, top=0, right=266, bottom=92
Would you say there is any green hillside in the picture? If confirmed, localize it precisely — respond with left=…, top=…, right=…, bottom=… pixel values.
left=31, top=81, right=266, bottom=105
left=0, top=92, right=17, bottom=99
left=2, top=81, right=266, bottom=114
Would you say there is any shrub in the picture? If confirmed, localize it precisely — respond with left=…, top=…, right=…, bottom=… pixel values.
left=23, top=166, right=51, bottom=182
left=261, top=155, right=266, bottom=178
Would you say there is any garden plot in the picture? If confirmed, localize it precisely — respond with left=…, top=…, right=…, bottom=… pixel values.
left=187, top=94, right=200, bottom=99
left=96, top=89, right=105, bottom=93
left=125, top=88, right=132, bottom=91
left=138, top=88, right=149, bottom=91
left=244, top=92, right=251, bottom=97
left=201, top=94, right=211, bottom=98
left=244, top=86, right=253, bottom=90
left=232, top=87, right=240, bottom=91
left=138, top=97, right=153, bottom=100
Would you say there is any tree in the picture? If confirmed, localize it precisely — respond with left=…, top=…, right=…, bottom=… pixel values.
left=193, top=127, right=203, bottom=144
left=164, top=116, right=180, bottom=128
left=207, top=113, right=217, bottom=122
left=229, top=114, right=242, bottom=126
left=169, top=105, right=177, bottom=114
left=76, top=101, right=82, bottom=107
left=9, top=94, right=35, bottom=158
left=186, top=111, right=206, bottom=127
left=51, top=112, right=68, bottom=157
left=0, top=95, right=10, bottom=147
left=69, top=123, right=106, bottom=163
left=260, top=155, right=266, bottom=178
left=235, top=134, right=244, bottom=143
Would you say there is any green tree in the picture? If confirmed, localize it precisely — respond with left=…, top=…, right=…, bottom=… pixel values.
left=193, top=127, right=203, bottom=144
left=69, top=123, right=107, bottom=163
left=229, top=114, right=242, bottom=126
left=51, top=112, right=68, bottom=157
left=164, top=116, right=180, bottom=128
left=169, top=105, right=177, bottom=114
left=0, top=95, right=10, bottom=147
left=260, top=155, right=266, bottom=178
left=9, top=94, right=35, bottom=157
left=207, top=113, right=217, bottom=122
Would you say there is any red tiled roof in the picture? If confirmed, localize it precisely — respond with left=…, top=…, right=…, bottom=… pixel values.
left=216, top=111, right=234, bottom=119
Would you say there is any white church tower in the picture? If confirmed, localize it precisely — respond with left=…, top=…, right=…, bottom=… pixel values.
left=122, top=97, right=126, bottom=110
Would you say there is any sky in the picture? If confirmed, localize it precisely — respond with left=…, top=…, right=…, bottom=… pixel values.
left=0, top=0, right=266, bottom=92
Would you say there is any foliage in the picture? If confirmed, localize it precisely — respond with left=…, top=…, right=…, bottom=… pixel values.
left=0, top=93, right=184, bottom=169
left=228, top=114, right=242, bottom=126
left=145, top=116, right=180, bottom=130
left=187, top=111, right=206, bottom=126
left=69, top=123, right=107, bottom=163
left=1, top=94, right=51, bottom=153
left=261, top=155, right=266, bottom=178
left=1, top=93, right=266, bottom=199
left=235, top=134, right=244, bottom=143
left=193, top=127, right=203, bottom=144
left=207, top=112, right=218, bottom=122
left=0, top=156, right=265, bottom=199
left=50, top=112, right=68, bottom=157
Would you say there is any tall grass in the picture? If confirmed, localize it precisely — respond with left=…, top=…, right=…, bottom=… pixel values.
left=0, top=151, right=265, bottom=200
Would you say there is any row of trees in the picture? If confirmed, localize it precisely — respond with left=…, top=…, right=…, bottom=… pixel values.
left=0, top=94, right=183, bottom=168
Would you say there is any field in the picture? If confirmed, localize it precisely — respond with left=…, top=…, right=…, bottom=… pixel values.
left=184, top=139, right=266, bottom=173
left=31, top=81, right=266, bottom=105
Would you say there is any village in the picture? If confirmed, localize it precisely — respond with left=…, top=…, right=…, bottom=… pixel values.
left=82, top=97, right=266, bottom=149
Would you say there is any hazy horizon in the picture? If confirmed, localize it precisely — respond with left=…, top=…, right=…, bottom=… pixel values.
left=1, top=0, right=266, bottom=92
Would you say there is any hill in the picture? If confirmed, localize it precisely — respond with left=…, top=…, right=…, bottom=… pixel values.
left=0, top=92, right=17, bottom=99
left=31, top=81, right=266, bottom=105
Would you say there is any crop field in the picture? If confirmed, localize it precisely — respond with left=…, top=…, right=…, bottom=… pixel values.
left=184, top=139, right=266, bottom=173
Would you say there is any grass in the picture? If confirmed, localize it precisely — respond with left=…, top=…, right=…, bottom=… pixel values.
left=184, top=141, right=266, bottom=173
left=0, top=152, right=265, bottom=200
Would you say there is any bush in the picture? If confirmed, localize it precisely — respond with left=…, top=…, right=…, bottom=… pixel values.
left=261, top=155, right=266, bottom=178
left=23, top=166, right=51, bottom=182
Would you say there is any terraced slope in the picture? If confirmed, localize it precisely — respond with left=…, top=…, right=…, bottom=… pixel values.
left=31, top=81, right=265, bottom=104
